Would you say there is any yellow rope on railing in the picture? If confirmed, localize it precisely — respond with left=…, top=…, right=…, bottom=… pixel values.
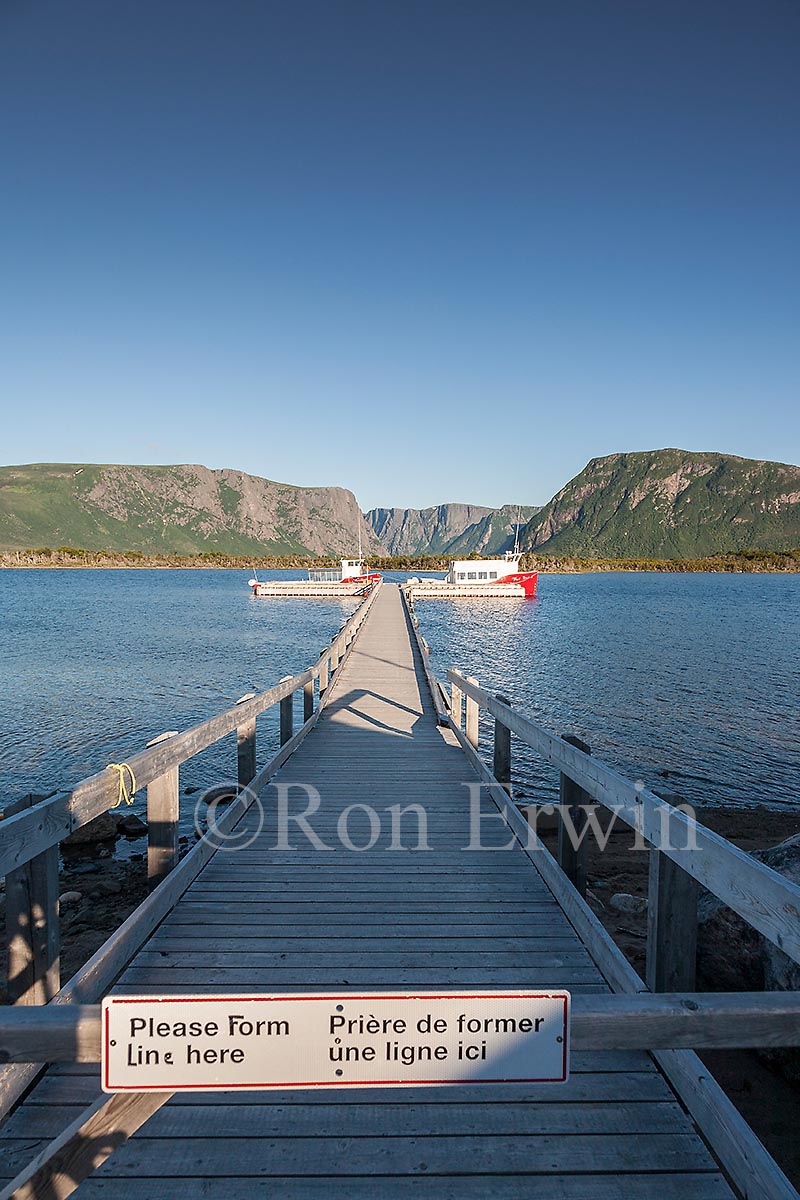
left=106, top=762, right=137, bottom=808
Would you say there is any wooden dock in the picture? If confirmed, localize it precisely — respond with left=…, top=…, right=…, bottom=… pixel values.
left=2, top=582, right=799, bottom=1198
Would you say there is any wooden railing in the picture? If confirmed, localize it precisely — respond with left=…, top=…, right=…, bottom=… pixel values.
left=399, top=591, right=800, bottom=1200
left=444, top=668, right=800, bottom=988
left=3, top=990, right=800, bottom=1066
left=0, top=581, right=381, bottom=1111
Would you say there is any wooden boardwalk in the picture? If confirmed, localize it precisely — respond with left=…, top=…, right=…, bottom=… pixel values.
left=1, top=584, right=740, bottom=1196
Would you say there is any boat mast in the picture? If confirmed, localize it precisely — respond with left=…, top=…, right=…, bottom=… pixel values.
left=513, top=506, right=521, bottom=558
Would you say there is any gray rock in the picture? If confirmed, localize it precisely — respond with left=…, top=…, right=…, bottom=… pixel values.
left=118, top=813, right=148, bottom=837
left=64, top=862, right=101, bottom=876
left=609, top=892, right=648, bottom=915
left=63, top=812, right=119, bottom=846
left=59, top=891, right=83, bottom=906
left=697, top=832, right=800, bottom=1078
left=202, top=785, right=241, bottom=806
left=89, top=877, right=123, bottom=897
left=757, top=834, right=800, bottom=992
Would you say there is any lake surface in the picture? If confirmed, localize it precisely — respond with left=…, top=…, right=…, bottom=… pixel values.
left=1, top=570, right=798, bottom=822
left=0, top=570, right=359, bottom=810
left=416, top=571, right=800, bottom=812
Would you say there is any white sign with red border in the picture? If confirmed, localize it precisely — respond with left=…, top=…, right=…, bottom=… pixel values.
left=102, top=990, right=570, bottom=1092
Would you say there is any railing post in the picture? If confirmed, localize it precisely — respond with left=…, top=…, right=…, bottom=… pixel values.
left=279, top=677, right=294, bottom=745
left=319, top=653, right=329, bottom=696
left=451, top=670, right=463, bottom=728
left=465, top=676, right=479, bottom=749
left=303, top=677, right=314, bottom=722
left=493, top=695, right=512, bottom=796
left=146, top=731, right=180, bottom=891
left=235, top=693, right=256, bottom=788
left=647, top=849, right=699, bottom=992
left=4, top=794, right=60, bottom=1005
left=330, top=639, right=340, bottom=674
left=557, top=735, right=593, bottom=898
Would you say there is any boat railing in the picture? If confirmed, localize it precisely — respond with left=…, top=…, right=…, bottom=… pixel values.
left=307, top=569, right=343, bottom=582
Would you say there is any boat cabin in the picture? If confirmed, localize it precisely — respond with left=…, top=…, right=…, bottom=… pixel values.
left=445, top=556, right=519, bottom=585
left=308, top=559, right=367, bottom=583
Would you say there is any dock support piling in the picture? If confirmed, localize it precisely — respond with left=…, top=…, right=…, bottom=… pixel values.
left=303, top=678, right=314, bottom=723
left=647, top=848, right=699, bottom=992
left=279, top=677, right=294, bottom=745
left=5, top=794, right=60, bottom=1005
left=451, top=670, right=463, bottom=728
left=557, top=735, right=593, bottom=898
left=493, top=695, right=512, bottom=796
left=465, top=676, right=480, bottom=749
left=146, top=732, right=180, bottom=891
left=235, top=694, right=257, bottom=788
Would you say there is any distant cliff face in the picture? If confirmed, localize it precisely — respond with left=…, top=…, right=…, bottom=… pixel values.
left=367, top=504, right=491, bottom=556
left=522, top=450, right=800, bottom=558
left=366, top=503, right=538, bottom=556
left=0, top=463, right=381, bottom=556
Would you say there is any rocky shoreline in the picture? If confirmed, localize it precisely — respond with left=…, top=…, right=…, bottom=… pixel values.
left=537, top=804, right=800, bottom=1185
left=3, top=548, right=799, bottom=572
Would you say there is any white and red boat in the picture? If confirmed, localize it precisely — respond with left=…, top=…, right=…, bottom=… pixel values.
left=248, top=558, right=381, bottom=598
left=404, top=552, right=538, bottom=598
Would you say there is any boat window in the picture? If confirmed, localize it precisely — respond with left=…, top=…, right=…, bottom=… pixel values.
left=478, top=572, right=487, bottom=580
left=489, top=572, right=498, bottom=579
left=467, top=572, right=477, bottom=580
left=457, top=573, right=466, bottom=580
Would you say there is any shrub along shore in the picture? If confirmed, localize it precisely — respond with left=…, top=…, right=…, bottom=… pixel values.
left=1, top=546, right=799, bottom=572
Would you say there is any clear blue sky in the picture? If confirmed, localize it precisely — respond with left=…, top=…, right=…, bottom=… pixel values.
left=1, top=0, right=797, bottom=509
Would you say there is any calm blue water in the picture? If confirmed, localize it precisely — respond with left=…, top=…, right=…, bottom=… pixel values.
left=0, top=570, right=798, bottom=818
left=0, top=570, right=358, bottom=810
left=416, top=571, right=800, bottom=812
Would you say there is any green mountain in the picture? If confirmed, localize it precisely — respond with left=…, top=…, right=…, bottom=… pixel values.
left=522, top=449, right=800, bottom=558
left=0, top=463, right=381, bottom=556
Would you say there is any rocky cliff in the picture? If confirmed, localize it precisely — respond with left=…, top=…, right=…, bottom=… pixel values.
left=0, top=463, right=381, bottom=556
left=365, top=503, right=537, bottom=556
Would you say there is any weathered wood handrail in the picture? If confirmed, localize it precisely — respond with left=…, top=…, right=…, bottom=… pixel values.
left=3, top=992, right=800, bottom=1064
left=400, top=592, right=450, bottom=722
left=0, top=578, right=382, bottom=1122
left=4, top=796, right=60, bottom=1006
left=0, top=581, right=381, bottom=880
left=438, top=669, right=798, bottom=1200
left=445, top=667, right=800, bottom=971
